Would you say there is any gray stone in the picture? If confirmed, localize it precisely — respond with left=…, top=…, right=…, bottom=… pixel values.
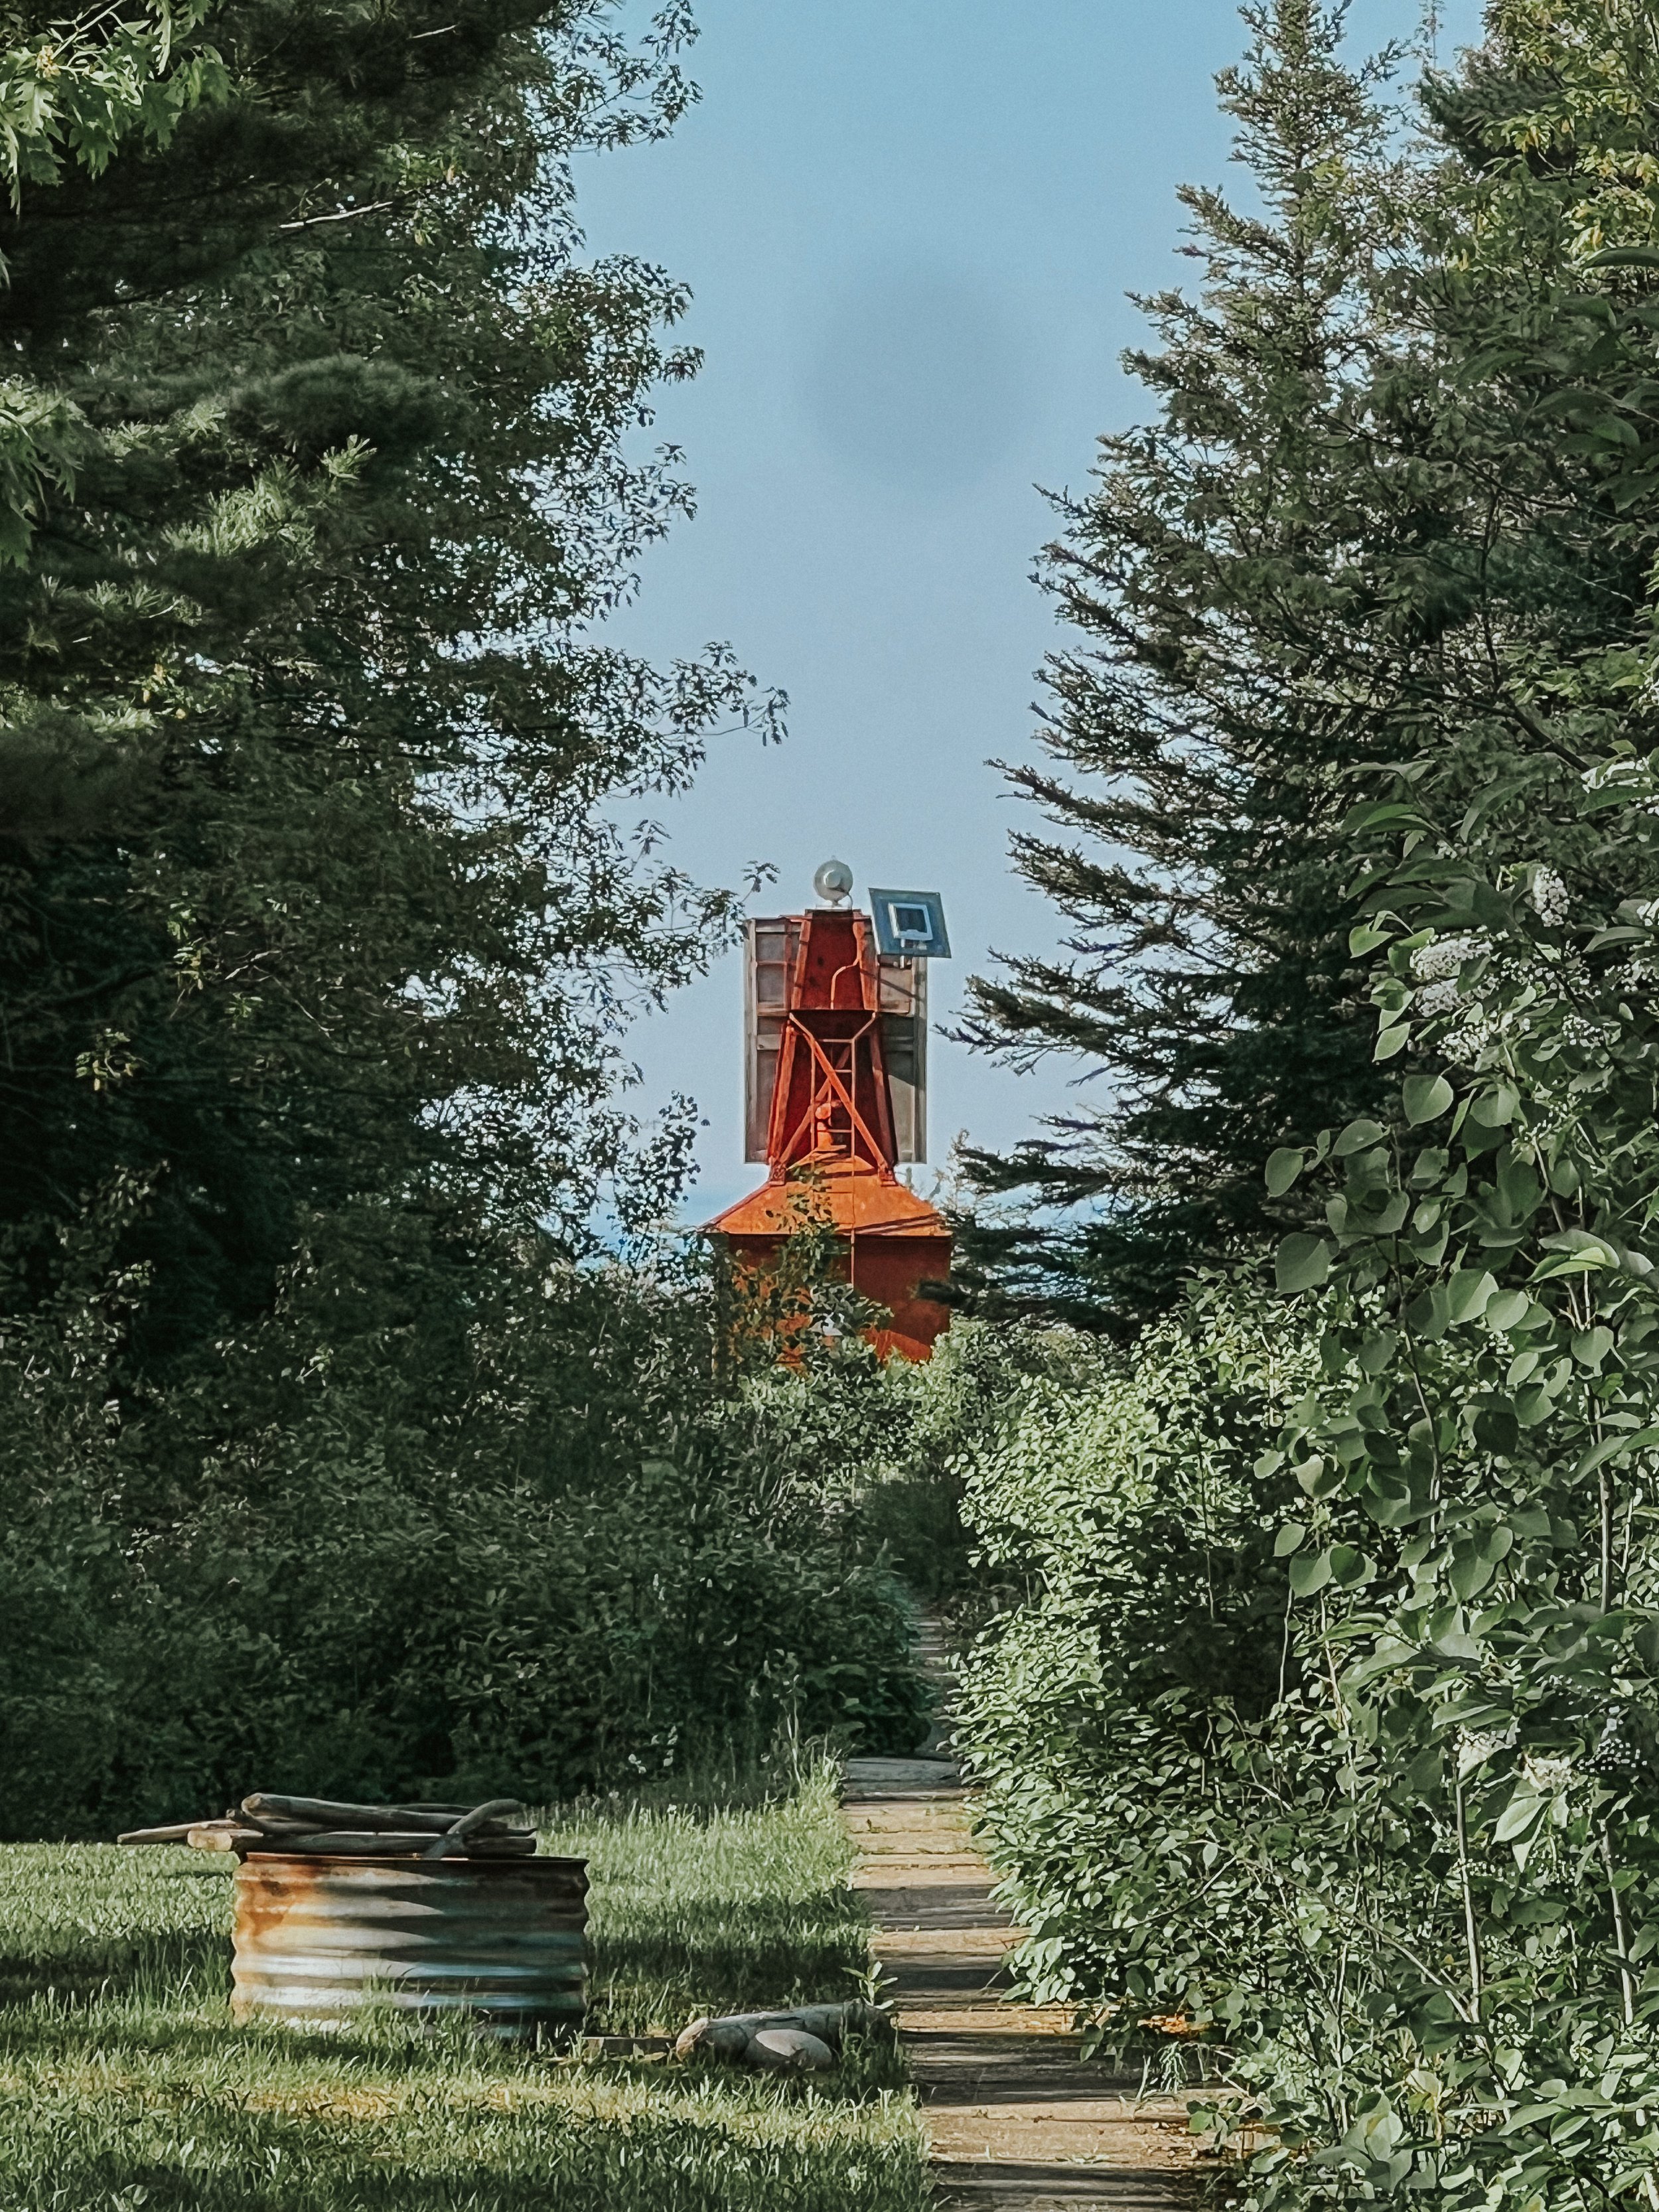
left=744, top=2027, right=834, bottom=2071
left=674, top=2000, right=891, bottom=2061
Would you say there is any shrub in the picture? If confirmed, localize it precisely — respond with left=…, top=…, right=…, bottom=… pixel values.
left=0, top=1202, right=927, bottom=1837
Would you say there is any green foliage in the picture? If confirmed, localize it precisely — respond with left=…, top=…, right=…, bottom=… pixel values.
left=950, top=1290, right=1319, bottom=2017
left=835, top=1320, right=1029, bottom=1606
left=0, top=0, right=226, bottom=202
left=0, top=0, right=230, bottom=559
left=0, top=0, right=774, bottom=1359
left=0, top=1201, right=928, bottom=1834
left=952, top=6, right=1659, bottom=2208
left=0, top=0, right=934, bottom=1841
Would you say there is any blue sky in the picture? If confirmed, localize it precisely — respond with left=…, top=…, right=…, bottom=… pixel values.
left=577, top=0, right=1479, bottom=1223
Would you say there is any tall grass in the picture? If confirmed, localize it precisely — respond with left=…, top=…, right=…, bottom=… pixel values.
left=548, top=1763, right=877, bottom=2034
left=0, top=1762, right=926, bottom=2211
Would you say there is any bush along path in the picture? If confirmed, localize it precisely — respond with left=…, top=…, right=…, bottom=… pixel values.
left=841, top=1615, right=1199, bottom=2206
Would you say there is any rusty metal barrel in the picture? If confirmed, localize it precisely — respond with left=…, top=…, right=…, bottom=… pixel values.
left=231, top=1852, right=587, bottom=2040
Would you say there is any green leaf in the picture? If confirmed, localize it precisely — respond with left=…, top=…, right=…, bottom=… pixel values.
left=1486, top=1290, right=1530, bottom=1331
left=1575, top=1426, right=1659, bottom=1479
left=1275, top=1234, right=1331, bottom=1293
left=1364, top=1473, right=1419, bottom=1527
left=1368, top=1192, right=1409, bottom=1236
left=1289, top=1549, right=1333, bottom=1597
left=1374, top=1023, right=1410, bottom=1063
left=1265, top=1147, right=1305, bottom=1197
left=1342, top=801, right=1429, bottom=834
left=1492, top=1789, right=1547, bottom=1844
left=1450, top=1545, right=1496, bottom=1599
left=1274, top=1523, right=1308, bottom=1557
left=1333, top=1118, right=1386, bottom=1158
left=1349, top=921, right=1393, bottom=955
left=1471, top=1084, right=1519, bottom=1128
left=1497, top=1153, right=1543, bottom=1219
left=1402, top=1072, right=1455, bottom=1125
left=1446, top=1269, right=1497, bottom=1323
left=1571, top=1325, right=1615, bottom=1370
left=1295, top=1455, right=1342, bottom=1500
left=1409, top=1222, right=1449, bottom=1266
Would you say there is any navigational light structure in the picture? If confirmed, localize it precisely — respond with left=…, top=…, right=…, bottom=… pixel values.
left=704, top=863, right=952, bottom=1361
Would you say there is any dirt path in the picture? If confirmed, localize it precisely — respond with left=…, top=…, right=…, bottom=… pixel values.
left=842, top=1621, right=1198, bottom=2208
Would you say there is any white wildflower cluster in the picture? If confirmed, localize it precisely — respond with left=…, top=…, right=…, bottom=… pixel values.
left=1529, top=867, right=1569, bottom=926
left=1522, top=1752, right=1574, bottom=1793
left=1442, top=1008, right=1498, bottom=1066
left=1409, top=932, right=1482, bottom=984
left=1457, top=1722, right=1518, bottom=1776
left=1407, top=934, right=1484, bottom=1022
left=1523, top=1093, right=1579, bottom=1145
left=1559, top=1012, right=1610, bottom=1052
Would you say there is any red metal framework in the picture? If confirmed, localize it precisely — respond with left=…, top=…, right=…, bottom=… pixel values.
left=745, top=916, right=926, bottom=1167
left=707, top=902, right=951, bottom=1362
left=762, top=909, right=896, bottom=1178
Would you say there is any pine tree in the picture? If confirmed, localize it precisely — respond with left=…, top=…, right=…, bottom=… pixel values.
left=0, top=1, right=772, bottom=1362
left=956, top=1, right=1421, bottom=1330
left=0, top=0, right=229, bottom=561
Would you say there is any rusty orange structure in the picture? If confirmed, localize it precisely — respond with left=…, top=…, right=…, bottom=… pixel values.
left=705, top=889, right=952, bottom=1362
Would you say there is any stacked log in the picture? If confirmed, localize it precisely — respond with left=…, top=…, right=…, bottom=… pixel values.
left=118, top=1794, right=536, bottom=1860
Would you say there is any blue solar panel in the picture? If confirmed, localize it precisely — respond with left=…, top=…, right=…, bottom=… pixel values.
left=868, top=889, right=950, bottom=959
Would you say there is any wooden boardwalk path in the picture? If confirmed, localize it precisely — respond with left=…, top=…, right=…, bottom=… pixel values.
left=843, top=1620, right=1197, bottom=2208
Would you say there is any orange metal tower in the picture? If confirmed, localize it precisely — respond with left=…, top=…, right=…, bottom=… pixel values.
left=705, top=871, right=952, bottom=1362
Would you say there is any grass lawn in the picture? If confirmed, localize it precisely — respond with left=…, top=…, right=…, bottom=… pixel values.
left=0, top=1763, right=928, bottom=2211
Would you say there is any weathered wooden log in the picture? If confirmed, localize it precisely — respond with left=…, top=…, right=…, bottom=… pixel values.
left=122, top=1797, right=537, bottom=1856
left=423, top=1799, right=527, bottom=1858
left=261, top=1830, right=463, bottom=1856
left=242, top=1794, right=522, bottom=1836
left=250, top=1828, right=538, bottom=1858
